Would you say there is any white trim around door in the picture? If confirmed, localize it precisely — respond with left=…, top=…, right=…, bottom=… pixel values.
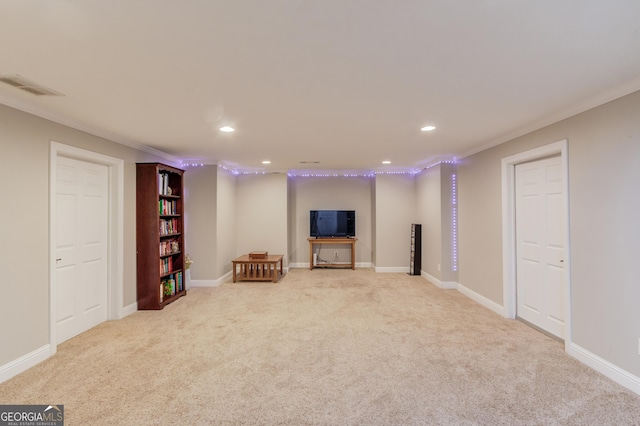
left=49, top=142, right=125, bottom=355
left=501, top=139, right=572, bottom=350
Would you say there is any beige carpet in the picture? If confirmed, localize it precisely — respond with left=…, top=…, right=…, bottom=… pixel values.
left=2, top=268, right=640, bottom=425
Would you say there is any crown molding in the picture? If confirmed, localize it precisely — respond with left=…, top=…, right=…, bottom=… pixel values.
left=0, top=93, right=181, bottom=165
left=460, top=76, right=640, bottom=159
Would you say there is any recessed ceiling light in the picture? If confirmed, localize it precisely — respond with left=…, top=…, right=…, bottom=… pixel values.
left=421, top=125, right=436, bottom=132
left=382, top=160, right=391, bottom=164
left=219, top=126, right=235, bottom=133
left=262, top=160, right=271, bottom=164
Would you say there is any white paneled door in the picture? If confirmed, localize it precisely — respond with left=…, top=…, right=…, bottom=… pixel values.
left=55, top=156, right=108, bottom=344
left=515, top=156, right=565, bottom=339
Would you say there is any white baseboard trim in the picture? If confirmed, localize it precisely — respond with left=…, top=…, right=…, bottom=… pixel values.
left=421, top=271, right=458, bottom=289
left=191, top=270, right=233, bottom=287
left=191, top=279, right=222, bottom=287
left=122, top=302, right=138, bottom=317
left=450, top=284, right=640, bottom=396
left=289, top=262, right=373, bottom=269
left=456, top=283, right=506, bottom=317
left=193, top=268, right=298, bottom=286
left=375, top=266, right=410, bottom=273
left=0, top=345, right=51, bottom=384
left=567, top=342, right=640, bottom=395
left=191, top=279, right=221, bottom=287
left=421, top=272, right=505, bottom=317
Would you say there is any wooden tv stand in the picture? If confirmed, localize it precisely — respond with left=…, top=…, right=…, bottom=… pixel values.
left=308, top=237, right=357, bottom=270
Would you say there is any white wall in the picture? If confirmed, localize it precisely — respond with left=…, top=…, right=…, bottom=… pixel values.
left=416, top=166, right=442, bottom=280
left=184, top=166, right=238, bottom=282
left=374, top=174, right=416, bottom=271
left=7, top=87, right=640, bottom=393
left=216, top=168, right=237, bottom=275
left=439, top=163, right=457, bottom=283
left=1, top=105, right=49, bottom=367
left=458, top=89, right=640, bottom=379
left=0, top=103, right=168, bottom=368
left=415, top=163, right=458, bottom=284
left=289, top=176, right=374, bottom=266
left=184, top=165, right=218, bottom=280
left=236, top=173, right=288, bottom=264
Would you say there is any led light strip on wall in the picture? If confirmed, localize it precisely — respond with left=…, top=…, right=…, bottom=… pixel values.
left=451, top=168, right=458, bottom=272
left=180, top=160, right=457, bottom=177
left=181, top=159, right=460, bottom=272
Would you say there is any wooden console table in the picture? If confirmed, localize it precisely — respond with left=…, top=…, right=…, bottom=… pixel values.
left=308, top=237, right=357, bottom=270
left=232, top=254, right=284, bottom=283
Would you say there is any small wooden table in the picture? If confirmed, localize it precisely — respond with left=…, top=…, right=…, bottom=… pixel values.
left=232, top=254, right=284, bottom=283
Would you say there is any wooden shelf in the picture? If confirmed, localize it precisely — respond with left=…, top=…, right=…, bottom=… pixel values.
left=136, top=163, right=186, bottom=310
left=308, top=237, right=357, bottom=270
left=160, top=251, right=181, bottom=258
left=159, top=290, right=186, bottom=308
left=161, top=270, right=183, bottom=279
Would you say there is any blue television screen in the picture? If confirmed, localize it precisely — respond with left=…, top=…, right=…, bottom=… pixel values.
left=310, top=210, right=355, bottom=237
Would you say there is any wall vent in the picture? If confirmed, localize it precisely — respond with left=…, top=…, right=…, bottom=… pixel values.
left=0, top=74, right=64, bottom=96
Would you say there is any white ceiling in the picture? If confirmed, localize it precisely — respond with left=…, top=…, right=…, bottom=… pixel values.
left=1, top=1, right=640, bottom=173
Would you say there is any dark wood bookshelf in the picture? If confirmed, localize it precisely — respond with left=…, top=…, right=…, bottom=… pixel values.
left=136, top=163, right=186, bottom=310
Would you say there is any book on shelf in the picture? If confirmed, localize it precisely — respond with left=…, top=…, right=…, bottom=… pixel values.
left=162, top=275, right=176, bottom=297
left=159, top=218, right=179, bottom=235
left=176, top=271, right=183, bottom=292
left=159, top=272, right=184, bottom=296
left=160, top=257, right=174, bottom=275
left=159, top=239, right=180, bottom=256
left=138, top=163, right=185, bottom=310
left=159, top=199, right=177, bottom=215
left=159, top=172, right=172, bottom=196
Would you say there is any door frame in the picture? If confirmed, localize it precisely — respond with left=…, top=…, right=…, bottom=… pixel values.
left=501, top=139, right=571, bottom=348
left=49, top=141, right=124, bottom=354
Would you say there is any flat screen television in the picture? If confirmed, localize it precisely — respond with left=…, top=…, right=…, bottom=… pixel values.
left=310, top=210, right=355, bottom=238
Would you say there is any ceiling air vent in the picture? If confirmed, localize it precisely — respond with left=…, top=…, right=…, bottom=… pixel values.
left=0, top=74, right=64, bottom=96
